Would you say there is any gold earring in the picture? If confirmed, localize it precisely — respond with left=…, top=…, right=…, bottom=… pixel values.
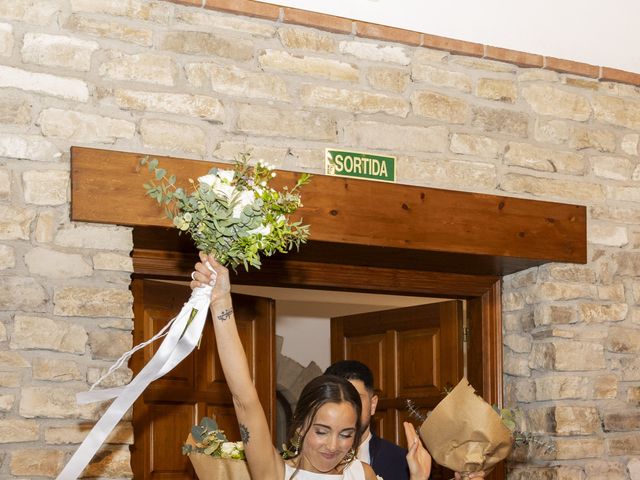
left=343, top=447, right=356, bottom=463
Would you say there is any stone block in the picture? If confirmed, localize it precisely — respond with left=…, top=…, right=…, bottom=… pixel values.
left=83, top=447, right=133, bottom=478
left=593, top=374, right=618, bottom=399
left=505, top=142, right=585, bottom=175
left=530, top=340, right=605, bottom=371
left=0, top=22, right=12, bottom=56
left=339, top=40, right=410, bottom=65
left=237, top=104, right=336, bottom=141
left=70, top=0, right=174, bottom=23
left=546, top=264, right=596, bottom=283
left=342, top=120, right=447, bottom=153
left=607, top=326, right=640, bottom=353
left=10, top=449, right=65, bottom=477
left=535, top=282, right=596, bottom=302
left=300, top=85, right=409, bottom=117
left=628, top=386, right=640, bottom=405
left=0, top=393, right=14, bottom=411
left=592, top=155, right=634, bottom=180
left=0, top=132, right=61, bottom=161
left=0, top=244, right=15, bottom=269
left=0, top=277, right=47, bottom=312
left=185, top=62, right=288, bottom=101
left=522, top=84, right=591, bottom=121
left=450, top=133, right=502, bottom=159
left=141, top=118, right=208, bottom=155
left=45, top=422, right=133, bottom=444
left=612, top=356, right=640, bottom=381
left=584, top=460, right=626, bottom=480
left=411, top=90, right=468, bottom=123
left=399, top=157, right=497, bottom=190
left=11, top=315, right=87, bottom=353
left=259, top=49, right=358, bottom=82
left=175, top=8, right=275, bottom=37
left=88, top=329, right=132, bottom=360
left=0, top=65, right=89, bottom=102
left=277, top=27, right=336, bottom=52
left=607, top=433, right=640, bottom=455
left=554, top=437, right=604, bottom=459
left=22, top=170, right=68, bottom=206
left=161, top=31, right=253, bottom=61
left=476, top=78, right=517, bottom=103
left=38, top=108, right=135, bottom=142
left=535, top=119, right=570, bottom=144
left=20, top=387, right=82, bottom=418
left=114, top=89, right=225, bottom=122
left=93, top=252, right=133, bottom=272
left=555, top=406, right=600, bottom=435
left=0, top=371, right=22, bottom=387
left=99, top=50, right=176, bottom=86
left=65, top=13, right=153, bottom=46
left=32, top=357, right=83, bottom=381
left=504, top=333, right=532, bottom=353
left=0, top=96, right=30, bottom=125
left=21, top=32, right=98, bottom=71
left=366, top=66, right=410, bottom=93
left=579, top=303, right=627, bottom=323
left=502, top=173, right=605, bottom=201
left=34, top=210, right=60, bottom=243
left=593, top=95, right=640, bottom=130
left=0, top=418, right=39, bottom=443
left=54, top=287, right=133, bottom=318
left=55, top=224, right=132, bottom=251
left=29, top=245, right=94, bottom=279
left=472, top=106, right=528, bottom=137
left=411, top=64, right=472, bottom=92
left=568, top=126, right=616, bottom=152
left=87, top=366, right=132, bottom=388
left=621, top=133, right=639, bottom=155
left=534, top=375, right=589, bottom=400
left=603, top=410, right=640, bottom=431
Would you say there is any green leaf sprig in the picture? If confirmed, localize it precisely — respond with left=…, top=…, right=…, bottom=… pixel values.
left=182, top=417, right=246, bottom=460
left=141, top=153, right=311, bottom=271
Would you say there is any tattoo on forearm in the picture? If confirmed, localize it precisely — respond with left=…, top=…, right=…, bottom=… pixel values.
left=217, top=308, right=233, bottom=322
left=240, top=424, right=250, bottom=444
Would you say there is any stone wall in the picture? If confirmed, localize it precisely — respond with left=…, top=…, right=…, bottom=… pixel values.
left=0, top=0, right=639, bottom=478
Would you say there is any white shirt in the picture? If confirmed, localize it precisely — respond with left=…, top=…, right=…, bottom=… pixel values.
left=356, top=431, right=372, bottom=464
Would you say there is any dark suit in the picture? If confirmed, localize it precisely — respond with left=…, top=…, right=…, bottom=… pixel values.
left=369, top=434, right=410, bottom=480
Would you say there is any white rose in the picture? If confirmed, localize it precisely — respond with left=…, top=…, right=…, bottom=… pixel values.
left=216, top=169, right=235, bottom=183
left=247, top=223, right=271, bottom=236
left=220, top=442, right=236, bottom=457
left=232, top=190, right=256, bottom=218
left=197, top=174, right=217, bottom=186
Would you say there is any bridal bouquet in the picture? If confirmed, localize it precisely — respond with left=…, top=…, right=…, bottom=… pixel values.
left=418, top=378, right=513, bottom=475
left=141, top=153, right=311, bottom=270
left=183, top=417, right=250, bottom=480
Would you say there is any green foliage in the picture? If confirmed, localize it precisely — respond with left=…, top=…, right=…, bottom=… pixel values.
left=140, top=154, right=311, bottom=271
left=183, top=417, right=246, bottom=460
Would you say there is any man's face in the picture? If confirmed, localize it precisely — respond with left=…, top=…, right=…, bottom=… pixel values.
left=348, top=379, right=378, bottom=437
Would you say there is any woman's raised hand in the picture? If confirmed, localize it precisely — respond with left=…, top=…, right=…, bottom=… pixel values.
left=403, top=421, right=432, bottom=480
left=190, top=252, right=231, bottom=300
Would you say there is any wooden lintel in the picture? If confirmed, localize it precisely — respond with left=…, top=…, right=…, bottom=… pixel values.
left=72, top=147, right=587, bottom=276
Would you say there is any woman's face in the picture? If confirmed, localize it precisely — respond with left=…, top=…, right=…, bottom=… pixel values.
left=300, top=401, right=357, bottom=473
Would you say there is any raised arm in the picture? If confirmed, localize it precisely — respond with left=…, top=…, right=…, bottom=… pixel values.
left=191, top=252, right=283, bottom=479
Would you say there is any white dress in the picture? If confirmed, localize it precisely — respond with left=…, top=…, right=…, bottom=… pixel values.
left=284, top=460, right=366, bottom=480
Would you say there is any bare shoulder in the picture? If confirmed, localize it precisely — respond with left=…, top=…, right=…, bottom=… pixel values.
left=361, top=461, right=379, bottom=480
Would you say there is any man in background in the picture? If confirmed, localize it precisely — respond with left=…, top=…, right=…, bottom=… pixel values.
left=325, top=360, right=410, bottom=480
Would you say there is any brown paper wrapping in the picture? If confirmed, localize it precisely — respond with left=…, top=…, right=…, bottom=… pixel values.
left=186, top=434, right=251, bottom=480
left=419, top=378, right=512, bottom=474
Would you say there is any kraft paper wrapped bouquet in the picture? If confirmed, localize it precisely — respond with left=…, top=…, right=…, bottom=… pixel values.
left=184, top=417, right=251, bottom=480
left=418, top=378, right=513, bottom=475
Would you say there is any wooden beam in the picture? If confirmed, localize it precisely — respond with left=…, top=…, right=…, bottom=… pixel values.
left=72, top=147, right=587, bottom=276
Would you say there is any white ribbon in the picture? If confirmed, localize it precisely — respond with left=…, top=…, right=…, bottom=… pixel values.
left=56, top=283, right=213, bottom=480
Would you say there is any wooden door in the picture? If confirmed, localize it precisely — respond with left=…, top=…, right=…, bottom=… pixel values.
left=130, top=279, right=275, bottom=479
left=331, top=301, right=464, bottom=480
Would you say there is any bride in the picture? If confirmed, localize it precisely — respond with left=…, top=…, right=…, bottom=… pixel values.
left=191, top=252, right=483, bottom=480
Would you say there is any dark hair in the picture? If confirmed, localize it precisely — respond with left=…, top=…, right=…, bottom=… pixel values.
left=284, top=374, right=362, bottom=470
left=324, top=360, right=374, bottom=392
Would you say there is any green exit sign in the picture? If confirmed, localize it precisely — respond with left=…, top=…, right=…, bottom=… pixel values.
left=325, top=149, right=396, bottom=183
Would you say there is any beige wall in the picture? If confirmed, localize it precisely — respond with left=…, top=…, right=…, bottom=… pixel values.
left=0, top=0, right=639, bottom=478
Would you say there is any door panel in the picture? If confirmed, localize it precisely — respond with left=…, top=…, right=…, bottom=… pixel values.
left=331, top=301, right=464, bottom=480
left=131, top=280, right=275, bottom=480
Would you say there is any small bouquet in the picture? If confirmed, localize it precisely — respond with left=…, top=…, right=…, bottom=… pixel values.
left=417, top=378, right=513, bottom=476
left=183, top=417, right=251, bottom=480
left=141, top=153, right=311, bottom=270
